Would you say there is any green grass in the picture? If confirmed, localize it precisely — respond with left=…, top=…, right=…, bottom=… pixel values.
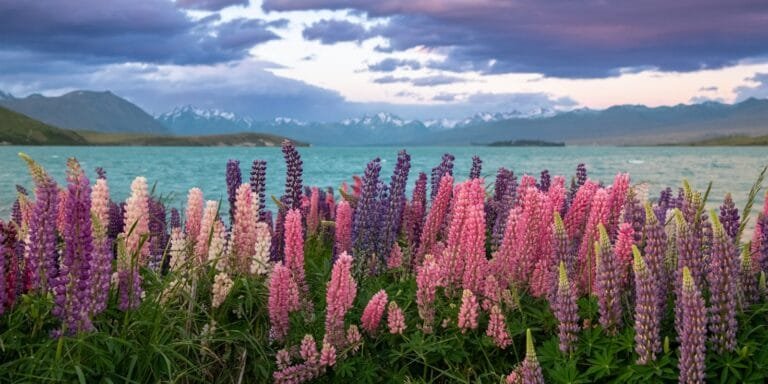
left=0, top=106, right=88, bottom=145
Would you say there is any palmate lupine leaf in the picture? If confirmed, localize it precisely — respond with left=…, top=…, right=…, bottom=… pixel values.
left=737, top=165, right=767, bottom=245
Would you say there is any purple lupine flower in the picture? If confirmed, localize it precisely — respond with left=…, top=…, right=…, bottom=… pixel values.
left=1, top=221, right=22, bottom=310
left=678, top=267, right=707, bottom=384
left=379, top=150, right=411, bottom=267
left=538, top=169, right=551, bottom=192
left=148, top=198, right=167, bottom=271
left=739, top=246, right=759, bottom=308
left=430, top=153, right=454, bottom=200
left=53, top=158, right=95, bottom=334
left=568, top=163, right=587, bottom=199
left=707, top=212, right=739, bottom=353
left=0, top=224, right=6, bottom=315
left=170, top=207, right=181, bottom=229
left=19, top=153, right=59, bottom=294
left=108, top=201, right=124, bottom=241
left=95, top=167, right=107, bottom=180
left=271, top=205, right=286, bottom=262
left=718, top=193, right=740, bottom=241
left=521, top=329, right=545, bottom=384
left=282, top=140, right=304, bottom=211
left=250, top=159, right=267, bottom=220
left=549, top=212, right=574, bottom=300
left=490, top=168, right=517, bottom=249
left=352, top=158, right=382, bottom=273
left=469, top=155, right=482, bottom=180
left=405, top=172, right=427, bottom=260
left=643, top=203, right=668, bottom=315
left=554, top=262, right=579, bottom=354
left=226, top=159, right=242, bottom=225
left=595, top=224, right=622, bottom=335
left=654, top=187, right=673, bottom=222
left=15, top=184, right=28, bottom=196
left=633, top=246, right=661, bottom=364
left=623, top=188, right=645, bottom=244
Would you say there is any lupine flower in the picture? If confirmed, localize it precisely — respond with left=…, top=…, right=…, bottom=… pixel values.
left=170, top=207, right=181, bottom=229
left=614, top=223, right=635, bottom=289
left=386, top=242, right=403, bottom=269
left=185, top=188, right=204, bottom=244
left=578, top=188, right=609, bottom=292
left=108, top=201, right=124, bottom=241
left=90, top=178, right=112, bottom=316
left=352, top=158, right=382, bottom=271
left=491, top=207, right=520, bottom=289
left=207, top=220, right=228, bottom=270
left=469, top=155, right=482, bottom=180
left=538, top=169, right=551, bottom=192
left=281, top=140, right=304, bottom=211
left=430, top=153, right=454, bottom=200
left=481, top=274, right=501, bottom=311
left=324, top=252, right=357, bottom=348
left=226, top=159, right=241, bottom=224
left=194, top=200, right=219, bottom=265
left=387, top=301, right=406, bottom=335
left=753, top=213, right=768, bottom=274
left=633, top=246, right=661, bottom=364
left=678, top=267, right=707, bottom=384
left=118, top=176, right=150, bottom=310
left=379, top=150, right=411, bottom=267
left=490, top=168, right=517, bottom=249
left=56, top=189, right=68, bottom=234
left=211, top=272, right=234, bottom=308
left=268, top=263, right=300, bottom=342
left=415, top=175, right=453, bottom=267
left=442, top=179, right=486, bottom=293
left=361, top=290, right=388, bottom=334
left=19, top=153, right=59, bottom=294
left=457, top=289, right=479, bottom=333
left=707, top=212, right=739, bottom=353
left=505, top=370, right=522, bottom=384
left=521, top=329, right=545, bottom=384
left=147, top=198, right=167, bottom=271
left=0, top=225, right=7, bottom=315
left=250, top=160, right=267, bottom=220
left=346, top=324, right=362, bottom=352
left=564, top=180, right=598, bottom=245
left=486, top=304, right=511, bottom=348
left=623, top=188, right=645, bottom=244
left=271, top=208, right=286, bottom=262
left=233, top=184, right=257, bottom=271
left=595, top=224, right=622, bottom=335
left=168, top=228, right=186, bottom=272
left=284, top=209, right=312, bottom=313
left=333, top=201, right=352, bottom=259
left=319, top=342, right=336, bottom=367
left=719, top=193, right=740, bottom=241
left=300, top=334, right=319, bottom=364
left=251, top=222, right=272, bottom=275
left=739, top=246, right=758, bottom=309
left=554, top=262, right=579, bottom=354
left=307, top=187, right=320, bottom=236
left=644, top=203, right=668, bottom=314
left=416, top=255, right=441, bottom=333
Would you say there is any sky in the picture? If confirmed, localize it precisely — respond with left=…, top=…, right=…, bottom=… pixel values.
left=1, top=0, right=768, bottom=121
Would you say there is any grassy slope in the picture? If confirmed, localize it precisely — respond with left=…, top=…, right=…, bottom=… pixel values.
left=0, top=106, right=88, bottom=145
left=680, top=134, right=768, bottom=146
left=77, top=131, right=310, bottom=147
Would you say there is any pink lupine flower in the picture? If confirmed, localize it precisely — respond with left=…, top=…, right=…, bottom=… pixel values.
left=490, top=207, right=520, bottom=289
left=416, top=255, right=441, bottom=333
left=458, top=289, right=479, bottom=333
left=194, top=200, right=218, bottom=265
left=325, top=190, right=336, bottom=220
left=346, top=325, right=362, bottom=352
left=168, top=227, right=186, bottom=272
left=233, top=184, right=257, bottom=272
left=614, top=222, right=635, bottom=287
left=324, top=252, right=357, bottom=348
left=211, top=272, right=234, bottom=308
left=606, top=173, right=630, bottom=237
left=486, top=305, right=511, bottom=348
left=207, top=219, right=228, bottom=270
left=547, top=176, right=567, bottom=214
left=122, top=176, right=150, bottom=262
left=386, top=242, right=403, bottom=269
left=505, top=370, right=522, bottom=384
left=319, top=342, right=336, bottom=367
left=333, top=201, right=352, bottom=258
left=284, top=209, right=312, bottom=313
left=91, top=179, right=110, bottom=231
left=442, top=179, right=486, bottom=293
left=564, top=180, right=598, bottom=241
left=300, top=334, right=319, bottom=364
left=251, top=222, right=272, bottom=275
left=481, top=274, right=501, bottom=311
left=361, top=290, right=388, bottom=334
left=513, top=185, right=547, bottom=288
left=185, top=188, right=204, bottom=244
left=307, top=187, right=320, bottom=236
left=268, top=264, right=301, bottom=343
left=56, top=188, right=68, bottom=234
left=387, top=301, right=406, bottom=335
left=415, top=175, right=453, bottom=266
left=578, top=188, right=609, bottom=293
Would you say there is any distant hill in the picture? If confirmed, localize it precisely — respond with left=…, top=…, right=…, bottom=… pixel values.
left=78, top=131, right=308, bottom=147
left=675, top=134, right=768, bottom=146
left=0, top=106, right=87, bottom=145
left=0, top=90, right=169, bottom=134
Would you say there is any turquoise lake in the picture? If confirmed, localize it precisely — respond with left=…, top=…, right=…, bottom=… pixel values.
left=1, top=146, right=767, bottom=223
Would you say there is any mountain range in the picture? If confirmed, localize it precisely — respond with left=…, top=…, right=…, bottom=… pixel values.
left=2, top=89, right=767, bottom=146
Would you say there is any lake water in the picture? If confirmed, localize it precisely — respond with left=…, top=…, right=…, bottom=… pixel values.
left=1, top=146, right=766, bottom=225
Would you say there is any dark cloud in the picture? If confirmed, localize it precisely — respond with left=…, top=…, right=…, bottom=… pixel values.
left=268, top=0, right=768, bottom=77
left=368, top=58, right=421, bottom=72
left=432, top=93, right=458, bottom=102
left=176, top=0, right=249, bottom=11
left=373, top=76, right=410, bottom=84
left=0, top=0, right=281, bottom=65
left=302, top=19, right=371, bottom=44
left=735, top=73, right=768, bottom=100
left=411, top=75, right=466, bottom=87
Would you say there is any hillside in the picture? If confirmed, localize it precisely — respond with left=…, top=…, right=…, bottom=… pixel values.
left=0, top=90, right=169, bottom=134
left=0, top=106, right=87, bottom=145
left=677, top=134, right=768, bottom=146
left=77, top=131, right=309, bottom=147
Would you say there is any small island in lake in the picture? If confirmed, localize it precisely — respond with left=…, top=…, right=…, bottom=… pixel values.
left=484, top=139, right=565, bottom=147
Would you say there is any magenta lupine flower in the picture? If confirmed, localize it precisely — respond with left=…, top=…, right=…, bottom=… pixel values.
left=250, top=160, right=267, bottom=220
left=678, top=267, right=707, bottom=384
left=460, top=181, right=488, bottom=293
left=352, top=158, right=382, bottom=269
left=430, top=153, right=454, bottom=200
left=606, top=173, right=629, bottom=238
left=416, top=255, right=441, bottom=333
left=515, top=185, right=550, bottom=292
left=554, top=262, right=579, bottom=354
left=185, top=188, right=204, bottom=244
left=233, top=184, right=257, bottom=272
left=643, top=203, right=668, bottom=314
left=324, top=252, right=357, bottom=348
left=333, top=201, right=353, bottom=259
left=361, top=290, right=388, bottom=334
left=718, top=193, right=740, bottom=241
left=90, top=178, right=112, bottom=315
left=614, top=223, right=634, bottom=288
left=319, top=342, right=336, bottom=367
left=268, top=263, right=301, bottom=342
left=300, top=334, right=319, bottom=364
left=284, top=209, right=312, bottom=313
left=387, top=301, right=406, bottom=335
left=386, top=242, right=403, bottom=269
left=415, top=175, right=453, bottom=266
left=52, top=159, right=95, bottom=334
left=19, top=153, right=59, bottom=294
left=469, top=155, right=482, bottom=180
left=752, top=213, right=767, bottom=274
left=194, top=200, right=219, bottom=265
left=458, top=289, right=479, bottom=333
left=633, top=246, right=661, bottom=364
left=521, top=329, right=545, bottom=384
left=307, top=187, right=320, bottom=236
left=595, top=224, right=622, bottom=335
left=380, top=150, right=411, bottom=267
left=0, top=226, right=7, bottom=315
left=707, top=212, right=739, bottom=353
left=487, top=304, right=511, bottom=349
left=56, top=189, right=68, bottom=234
left=578, top=188, right=609, bottom=293
left=481, top=274, right=501, bottom=311
left=564, top=180, right=598, bottom=244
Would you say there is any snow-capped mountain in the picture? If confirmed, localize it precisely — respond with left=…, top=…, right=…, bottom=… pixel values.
left=424, top=108, right=558, bottom=130
left=156, top=105, right=256, bottom=135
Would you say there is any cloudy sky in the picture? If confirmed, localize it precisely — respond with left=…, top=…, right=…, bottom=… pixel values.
left=1, top=0, right=767, bottom=121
